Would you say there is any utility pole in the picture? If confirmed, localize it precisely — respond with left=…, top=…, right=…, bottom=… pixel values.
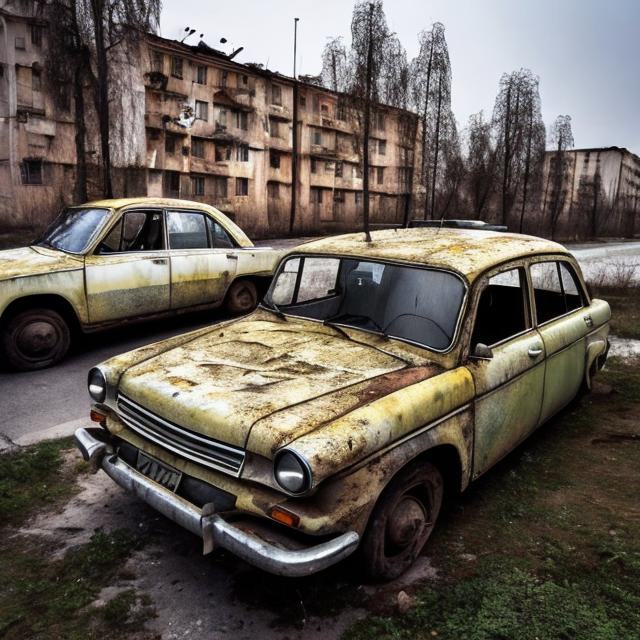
left=289, top=17, right=300, bottom=234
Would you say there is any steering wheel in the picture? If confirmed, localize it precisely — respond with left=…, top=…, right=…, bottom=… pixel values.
left=383, top=313, right=450, bottom=344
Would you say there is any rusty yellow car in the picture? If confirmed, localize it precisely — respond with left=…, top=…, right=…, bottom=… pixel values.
left=75, top=227, right=610, bottom=579
left=0, top=198, right=282, bottom=370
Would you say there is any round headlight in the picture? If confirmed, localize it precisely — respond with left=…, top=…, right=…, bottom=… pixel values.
left=88, top=367, right=107, bottom=403
left=274, top=451, right=311, bottom=494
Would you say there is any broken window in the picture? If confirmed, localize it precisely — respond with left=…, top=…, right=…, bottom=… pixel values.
left=376, top=167, right=384, bottom=185
left=165, top=134, right=176, bottom=154
left=31, top=24, right=43, bottom=47
left=195, top=100, right=208, bottom=121
left=270, top=150, right=281, bottom=169
left=191, top=138, right=204, bottom=158
left=267, top=182, right=280, bottom=199
left=213, top=176, right=227, bottom=199
left=171, top=56, right=183, bottom=79
left=235, top=110, right=248, bottom=130
left=335, top=161, right=343, bottom=178
left=236, top=144, right=249, bottom=162
left=240, top=74, right=249, bottom=86
left=163, top=171, right=181, bottom=196
left=310, top=157, right=318, bottom=174
left=20, top=159, right=43, bottom=185
left=236, top=177, right=249, bottom=196
left=378, top=139, right=386, bottom=155
left=271, top=84, right=282, bottom=105
left=310, top=187, right=323, bottom=204
left=530, top=261, right=585, bottom=324
left=215, top=144, right=232, bottom=162
left=196, top=65, right=207, bottom=85
left=191, top=176, right=205, bottom=196
left=31, top=68, right=41, bottom=91
left=215, top=107, right=227, bottom=128
left=15, top=36, right=25, bottom=50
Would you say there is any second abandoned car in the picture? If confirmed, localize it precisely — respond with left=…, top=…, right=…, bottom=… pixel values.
left=0, top=198, right=282, bottom=370
left=76, top=227, right=610, bottom=579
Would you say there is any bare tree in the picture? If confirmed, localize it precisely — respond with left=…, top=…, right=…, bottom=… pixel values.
left=547, top=114, right=574, bottom=238
left=349, top=1, right=391, bottom=239
left=465, top=111, right=496, bottom=217
left=379, top=36, right=409, bottom=110
left=320, top=37, right=349, bottom=93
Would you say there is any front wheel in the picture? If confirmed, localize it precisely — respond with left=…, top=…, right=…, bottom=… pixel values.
left=225, top=279, right=258, bottom=315
left=1, top=308, right=71, bottom=371
left=359, top=460, right=443, bottom=581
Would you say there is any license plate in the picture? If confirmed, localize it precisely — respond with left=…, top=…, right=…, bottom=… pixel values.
left=136, top=451, right=182, bottom=492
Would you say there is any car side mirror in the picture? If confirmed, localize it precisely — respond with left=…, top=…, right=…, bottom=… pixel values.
left=472, top=343, right=493, bottom=360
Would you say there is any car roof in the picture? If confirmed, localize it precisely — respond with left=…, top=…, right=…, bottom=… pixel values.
left=80, top=197, right=217, bottom=210
left=295, top=227, right=570, bottom=282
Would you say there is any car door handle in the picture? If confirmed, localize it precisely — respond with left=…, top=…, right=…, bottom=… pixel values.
left=152, top=258, right=168, bottom=265
left=528, top=346, right=544, bottom=358
left=226, top=253, right=238, bottom=260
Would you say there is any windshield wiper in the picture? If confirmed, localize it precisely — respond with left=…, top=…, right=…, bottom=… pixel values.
left=323, top=312, right=387, bottom=338
left=259, top=299, right=287, bottom=320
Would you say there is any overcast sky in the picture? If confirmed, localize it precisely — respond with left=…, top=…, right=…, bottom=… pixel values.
left=161, top=0, right=640, bottom=155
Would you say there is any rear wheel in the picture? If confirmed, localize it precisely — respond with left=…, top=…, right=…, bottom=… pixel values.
left=225, top=279, right=258, bottom=315
left=359, top=460, right=443, bottom=581
left=1, top=308, right=71, bottom=371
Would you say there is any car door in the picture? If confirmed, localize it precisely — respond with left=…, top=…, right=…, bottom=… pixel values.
left=530, top=260, right=590, bottom=424
left=84, top=209, right=170, bottom=323
left=166, top=209, right=238, bottom=310
left=467, top=265, right=546, bottom=479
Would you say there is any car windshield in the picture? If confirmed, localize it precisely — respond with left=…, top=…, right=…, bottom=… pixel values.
left=36, top=207, right=110, bottom=254
left=266, top=256, right=466, bottom=351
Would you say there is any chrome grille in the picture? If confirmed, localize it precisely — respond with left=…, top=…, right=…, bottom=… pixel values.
left=116, top=394, right=245, bottom=476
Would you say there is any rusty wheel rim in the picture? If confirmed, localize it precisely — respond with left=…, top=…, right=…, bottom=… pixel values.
left=16, top=319, right=61, bottom=360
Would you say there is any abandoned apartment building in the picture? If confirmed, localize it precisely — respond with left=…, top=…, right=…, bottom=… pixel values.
left=0, top=3, right=420, bottom=238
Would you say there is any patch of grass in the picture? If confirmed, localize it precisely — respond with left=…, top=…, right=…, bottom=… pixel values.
left=0, top=438, right=79, bottom=528
left=344, top=361, right=640, bottom=640
left=591, top=285, right=640, bottom=339
left=0, top=529, right=154, bottom=640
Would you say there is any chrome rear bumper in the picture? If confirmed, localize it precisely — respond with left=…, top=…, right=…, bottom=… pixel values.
left=74, top=427, right=359, bottom=577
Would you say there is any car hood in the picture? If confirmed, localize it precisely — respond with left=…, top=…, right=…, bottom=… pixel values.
left=0, top=246, right=83, bottom=281
left=117, top=315, right=442, bottom=452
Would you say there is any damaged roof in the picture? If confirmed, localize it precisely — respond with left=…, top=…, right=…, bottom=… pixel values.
left=294, top=227, right=569, bottom=281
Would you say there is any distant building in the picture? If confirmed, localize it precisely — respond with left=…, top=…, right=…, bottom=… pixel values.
left=541, top=146, right=640, bottom=239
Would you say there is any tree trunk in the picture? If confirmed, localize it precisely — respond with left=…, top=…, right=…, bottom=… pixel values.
left=403, top=116, right=419, bottom=228
left=91, top=0, right=113, bottom=198
left=73, top=60, right=88, bottom=202
left=421, top=38, right=434, bottom=220
left=429, top=72, right=442, bottom=219
left=362, top=3, right=374, bottom=241
left=501, top=83, right=512, bottom=226
left=519, top=108, right=533, bottom=233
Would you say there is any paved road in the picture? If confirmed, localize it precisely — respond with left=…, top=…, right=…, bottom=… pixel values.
left=1, top=240, right=638, bottom=445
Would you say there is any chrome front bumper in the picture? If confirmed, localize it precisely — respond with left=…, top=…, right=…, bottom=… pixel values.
left=74, top=427, right=359, bottom=577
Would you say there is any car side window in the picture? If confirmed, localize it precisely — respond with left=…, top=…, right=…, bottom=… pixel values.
left=97, top=211, right=164, bottom=253
left=471, top=267, right=529, bottom=347
left=530, top=261, right=584, bottom=324
left=167, top=211, right=208, bottom=249
left=206, top=217, right=235, bottom=249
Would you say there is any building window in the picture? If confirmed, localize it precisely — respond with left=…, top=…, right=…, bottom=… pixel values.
left=236, top=144, right=249, bottom=162
left=236, top=177, right=249, bottom=196
left=312, top=129, right=322, bottom=146
left=191, top=176, right=205, bottom=196
left=240, top=74, right=248, bottom=86
left=220, top=70, right=228, bottom=87
left=31, top=68, right=41, bottom=91
left=271, top=84, right=282, bottom=105
left=15, top=36, right=26, bottom=50
left=312, top=95, right=320, bottom=114
left=299, top=95, right=306, bottom=109
left=269, top=119, right=281, bottom=138
left=335, top=161, right=343, bottom=178
left=195, top=100, right=208, bottom=121
left=270, top=150, right=281, bottom=169
left=21, top=159, right=43, bottom=185
left=235, top=110, right=248, bottom=130
left=31, top=25, right=43, bottom=47
left=378, top=139, right=386, bottom=155
left=333, top=190, right=345, bottom=202
left=191, top=138, right=204, bottom=158
left=213, top=176, right=227, bottom=199
left=215, top=144, right=232, bottom=162
left=320, top=103, right=329, bottom=114
left=268, top=182, right=280, bottom=199
left=375, top=112, right=385, bottom=131
left=336, top=99, right=346, bottom=121
left=310, top=157, right=318, bottom=174
left=164, top=170, right=181, bottom=195
left=196, top=65, right=207, bottom=85
left=151, top=51, right=163, bottom=73
left=171, top=56, right=183, bottom=79
left=165, top=134, right=176, bottom=154
left=376, top=167, right=384, bottom=184
left=354, top=164, right=363, bottom=179
left=310, top=187, right=323, bottom=204
left=215, top=107, right=228, bottom=128
left=355, top=191, right=363, bottom=206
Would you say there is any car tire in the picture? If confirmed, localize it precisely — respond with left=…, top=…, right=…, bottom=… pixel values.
left=359, top=460, right=443, bottom=581
left=225, top=279, right=258, bottom=315
left=1, top=308, right=71, bottom=371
